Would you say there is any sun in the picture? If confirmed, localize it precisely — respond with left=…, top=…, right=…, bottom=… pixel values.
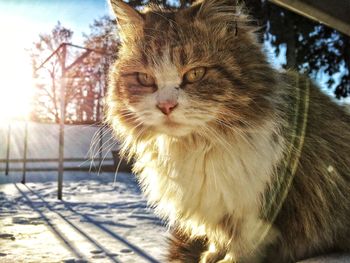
left=0, top=42, right=34, bottom=121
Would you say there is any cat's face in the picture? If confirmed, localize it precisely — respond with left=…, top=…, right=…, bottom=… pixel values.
left=108, top=0, right=276, bottom=138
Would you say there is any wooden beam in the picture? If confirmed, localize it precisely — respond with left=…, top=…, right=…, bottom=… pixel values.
left=269, top=0, right=350, bottom=36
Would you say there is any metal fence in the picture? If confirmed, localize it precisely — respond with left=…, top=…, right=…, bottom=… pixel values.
left=0, top=121, right=122, bottom=198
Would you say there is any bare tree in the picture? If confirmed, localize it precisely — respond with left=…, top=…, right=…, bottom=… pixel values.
left=30, top=22, right=74, bottom=123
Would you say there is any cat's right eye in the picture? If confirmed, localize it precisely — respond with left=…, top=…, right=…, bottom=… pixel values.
left=184, top=67, right=206, bottom=83
left=137, top=72, right=156, bottom=87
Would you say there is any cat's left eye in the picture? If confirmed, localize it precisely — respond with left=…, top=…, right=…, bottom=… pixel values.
left=137, top=72, right=156, bottom=86
left=184, top=67, right=206, bottom=83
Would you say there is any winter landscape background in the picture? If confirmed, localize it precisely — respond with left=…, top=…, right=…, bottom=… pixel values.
left=0, top=122, right=167, bottom=263
left=0, top=0, right=349, bottom=262
left=1, top=123, right=350, bottom=262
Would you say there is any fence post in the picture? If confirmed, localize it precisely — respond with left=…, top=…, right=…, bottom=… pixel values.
left=5, top=122, right=11, bottom=176
left=33, top=42, right=107, bottom=198
left=21, top=121, right=28, bottom=184
left=58, top=44, right=67, bottom=200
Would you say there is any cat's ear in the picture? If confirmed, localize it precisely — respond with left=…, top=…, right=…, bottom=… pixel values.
left=109, top=0, right=144, bottom=32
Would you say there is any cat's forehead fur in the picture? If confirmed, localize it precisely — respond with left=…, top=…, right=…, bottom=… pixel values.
left=115, top=0, right=254, bottom=68
left=114, top=0, right=260, bottom=93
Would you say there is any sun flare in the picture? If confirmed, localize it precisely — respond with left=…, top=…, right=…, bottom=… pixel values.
left=0, top=42, right=34, bottom=121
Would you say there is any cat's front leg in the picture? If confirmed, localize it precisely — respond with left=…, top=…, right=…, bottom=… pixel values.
left=216, top=253, right=236, bottom=263
left=217, top=250, right=265, bottom=263
left=200, top=243, right=226, bottom=263
left=201, top=249, right=264, bottom=263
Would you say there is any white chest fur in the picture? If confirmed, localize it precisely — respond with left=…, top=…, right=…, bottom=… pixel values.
left=133, top=121, right=284, bottom=248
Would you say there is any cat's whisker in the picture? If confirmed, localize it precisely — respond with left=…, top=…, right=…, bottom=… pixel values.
left=118, top=113, right=140, bottom=120
left=88, top=125, right=112, bottom=171
left=92, top=136, right=115, bottom=161
left=89, top=136, right=115, bottom=172
left=113, top=156, right=124, bottom=188
left=89, top=126, right=113, bottom=158
left=88, top=124, right=112, bottom=153
left=97, top=140, right=119, bottom=176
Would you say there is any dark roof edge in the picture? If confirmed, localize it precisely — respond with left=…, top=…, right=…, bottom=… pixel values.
left=269, top=0, right=350, bottom=36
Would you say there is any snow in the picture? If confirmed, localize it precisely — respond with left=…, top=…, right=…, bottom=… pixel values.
left=0, top=171, right=167, bottom=263
left=1, top=122, right=349, bottom=262
left=0, top=121, right=166, bottom=262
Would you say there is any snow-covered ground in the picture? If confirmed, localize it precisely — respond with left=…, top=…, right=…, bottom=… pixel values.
left=0, top=122, right=168, bottom=262
left=2, top=172, right=350, bottom=263
left=0, top=171, right=167, bottom=263
left=1, top=122, right=349, bottom=263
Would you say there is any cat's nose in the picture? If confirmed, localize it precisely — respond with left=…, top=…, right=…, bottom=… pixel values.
left=157, top=101, right=178, bottom=115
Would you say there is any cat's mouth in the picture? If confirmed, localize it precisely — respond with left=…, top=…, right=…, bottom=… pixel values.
left=153, top=117, right=192, bottom=137
left=163, top=118, right=180, bottom=127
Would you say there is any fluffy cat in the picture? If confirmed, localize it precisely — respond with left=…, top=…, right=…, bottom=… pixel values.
left=106, top=0, right=350, bottom=262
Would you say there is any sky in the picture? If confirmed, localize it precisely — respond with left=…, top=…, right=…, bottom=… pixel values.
left=0, top=0, right=283, bottom=121
left=0, top=0, right=346, bottom=121
left=0, top=0, right=113, bottom=43
left=0, top=0, right=113, bottom=120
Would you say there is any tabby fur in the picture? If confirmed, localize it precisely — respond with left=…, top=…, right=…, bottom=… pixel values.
left=107, top=0, right=350, bottom=262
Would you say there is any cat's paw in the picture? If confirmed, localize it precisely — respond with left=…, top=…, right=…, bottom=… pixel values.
left=200, top=243, right=226, bottom=263
left=200, top=251, right=220, bottom=263
left=216, top=253, right=235, bottom=263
